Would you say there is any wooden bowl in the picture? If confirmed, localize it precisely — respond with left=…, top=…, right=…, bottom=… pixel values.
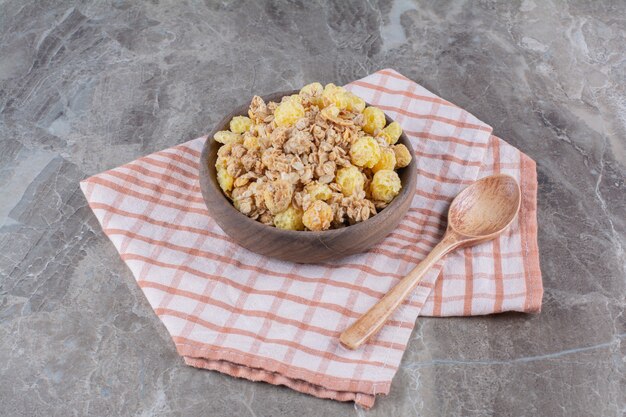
left=199, top=90, right=417, bottom=263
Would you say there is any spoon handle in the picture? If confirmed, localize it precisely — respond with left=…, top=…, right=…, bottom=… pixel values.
left=340, top=233, right=460, bottom=350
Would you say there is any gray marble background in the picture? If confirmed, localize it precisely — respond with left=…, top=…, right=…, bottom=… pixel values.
left=1, top=0, right=624, bottom=416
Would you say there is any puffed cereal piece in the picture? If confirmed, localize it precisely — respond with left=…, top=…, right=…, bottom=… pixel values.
left=243, top=133, right=260, bottom=151
left=302, top=200, right=333, bottom=231
left=274, top=99, right=305, bottom=127
left=362, top=106, right=386, bottom=134
left=216, top=158, right=227, bottom=170
left=300, top=82, right=323, bottom=96
left=230, top=116, right=253, bottom=134
left=392, top=144, right=412, bottom=168
left=274, top=205, right=305, bottom=230
left=263, top=179, right=294, bottom=214
left=370, top=170, right=402, bottom=203
left=215, top=155, right=227, bottom=170
left=214, top=130, right=242, bottom=145
left=322, top=83, right=350, bottom=109
left=216, top=167, right=234, bottom=193
left=350, top=136, right=381, bottom=168
left=346, top=93, right=366, bottom=112
left=380, top=121, right=402, bottom=145
left=335, top=165, right=365, bottom=196
left=323, top=83, right=339, bottom=94
left=372, top=147, right=397, bottom=173
left=306, top=182, right=332, bottom=201
left=289, top=94, right=303, bottom=104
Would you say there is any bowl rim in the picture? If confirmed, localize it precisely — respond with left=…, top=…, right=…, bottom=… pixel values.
left=199, top=89, right=417, bottom=239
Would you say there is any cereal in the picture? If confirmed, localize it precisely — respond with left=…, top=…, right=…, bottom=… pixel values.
left=302, top=200, right=333, bottom=231
left=213, top=83, right=411, bottom=230
left=274, top=205, right=305, bottom=230
left=320, top=104, right=340, bottom=120
left=344, top=195, right=376, bottom=224
left=335, top=166, right=365, bottom=196
left=233, top=192, right=255, bottom=215
left=214, top=130, right=242, bottom=145
left=370, top=170, right=402, bottom=203
left=322, top=83, right=350, bottom=109
left=306, top=181, right=332, bottom=201
left=270, top=126, right=290, bottom=148
left=284, top=130, right=314, bottom=155
left=274, top=99, right=305, bottom=127
left=372, top=147, right=397, bottom=173
left=380, top=121, right=402, bottom=145
left=230, top=116, right=253, bottom=134
left=300, top=82, right=324, bottom=107
left=243, top=133, right=260, bottom=151
left=216, top=167, right=234, bottom=193
left=248, top=96, right=268, bottom=122
left=350, top=136, right=381, bottom=168
left=347, top=93, right=366, bottom=113
left=263, top=179, right=294, bottom=214
left=300, top=82, right=323, bottom=96
left=362, top=106, right=386, bottom=134
left=392, top=143, right=412, bottom=168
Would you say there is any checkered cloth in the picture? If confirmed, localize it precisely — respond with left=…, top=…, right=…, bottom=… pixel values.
left=81, top=69, right=542, bottom=408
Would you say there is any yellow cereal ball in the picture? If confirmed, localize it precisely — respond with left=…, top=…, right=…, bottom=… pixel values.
left=274, top=205, right=304, bottom=231
left=230, top=116, right=253, bottom=134
left=300, top=82, right=323, bottom=97
left=335, top=165, right=365, bottom=196
left=215, top=155, right=227, bottom=170
left=362, top=106, right=386, bottom=134
left=274, top=99, right=305, bottom=127
left=346, top=93, right=366, bottom=113
left=289, top=94, right=303, bottom=104
left=216, top=167, right=234, bottom=193
left=306, top=182, right=332, bottom=201
left=392, top=144, right=413, bottom=168
left=350, top=136, right=381, bottom=168
left=380, top=121, right=402, bottom=145
left=322, top=83, right=342, bottom=99
left=214, top=130, right=242, bottom=145
left=322, top=83, right=350, bottom=109
left=243, top=134, right=260, bottom=151
left=370, top=170, right=401, bottom=203
left=372, top=147, right=397, bottom=173
left=302, top=200, right=333, bottom=231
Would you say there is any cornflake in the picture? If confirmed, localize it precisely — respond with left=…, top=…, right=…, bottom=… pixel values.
left=213, top=83, right=411, bottom=231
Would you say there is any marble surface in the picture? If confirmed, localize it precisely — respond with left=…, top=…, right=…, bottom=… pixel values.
left=1, top=0, right=624, bottom=415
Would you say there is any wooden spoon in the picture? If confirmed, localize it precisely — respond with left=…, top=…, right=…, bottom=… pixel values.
left=340, top=174, right=522, bottom=350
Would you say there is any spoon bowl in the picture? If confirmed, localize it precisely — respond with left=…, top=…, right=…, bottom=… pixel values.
left=448, top=174, right=521, bottom=239
left=340, top=174, right=522, bottom=350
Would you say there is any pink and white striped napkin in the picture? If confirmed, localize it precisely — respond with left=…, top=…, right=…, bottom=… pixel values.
left=81, top=69, right=542, bottom=408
